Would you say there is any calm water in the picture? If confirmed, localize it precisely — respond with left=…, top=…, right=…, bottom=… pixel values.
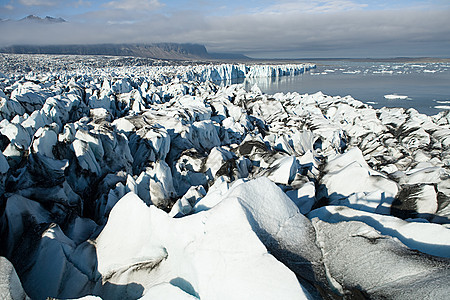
left=230, top=61, right=450, bottom=116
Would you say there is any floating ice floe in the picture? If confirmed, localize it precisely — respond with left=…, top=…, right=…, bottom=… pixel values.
left=384, top=94, right=409, bottom=100
left=435, top=105, right=450, bottom=110
left=342, top=70, right=361, bottom=74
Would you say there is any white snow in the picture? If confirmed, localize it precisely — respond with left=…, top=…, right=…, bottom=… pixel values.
left=384, top=94, right=409, bottom=100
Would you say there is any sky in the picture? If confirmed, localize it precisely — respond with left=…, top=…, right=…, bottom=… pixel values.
left=0, top=0, right=449, bottom=58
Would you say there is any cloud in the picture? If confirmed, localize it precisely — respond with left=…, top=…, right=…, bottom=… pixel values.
left=72, top=0, right=91, bottom=8
left=195, top=8, right=450, bottom=57
left=0, top=5, right=449, bottom=58
left=103, top=0, right=163, bottom=11
left=256, top=0, right=369, bottom=14
left=18, top=0, right=60, bottom=6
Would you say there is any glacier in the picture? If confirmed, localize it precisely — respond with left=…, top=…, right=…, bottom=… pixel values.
left=0, top=55, right=449, bottom=299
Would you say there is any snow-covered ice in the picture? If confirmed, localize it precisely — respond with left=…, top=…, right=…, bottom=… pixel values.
left=0, top=55, right=449, bottom=299
left=384, top=94, right=409, bottom=100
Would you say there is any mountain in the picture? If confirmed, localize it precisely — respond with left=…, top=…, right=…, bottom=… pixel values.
left=1, top=16, right=249, bottom=61
left=19, top=15, right=66, bottom=23
left=0, top=43, right=251, bottom=61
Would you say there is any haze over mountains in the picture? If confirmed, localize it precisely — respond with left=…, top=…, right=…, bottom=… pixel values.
left=1, top=0, right=449, bottom=59
left=0, top=15, right=249, bottom=61
left=0, top=14, right=66, bottom=24
left=0, top=43, right=250, bottom=61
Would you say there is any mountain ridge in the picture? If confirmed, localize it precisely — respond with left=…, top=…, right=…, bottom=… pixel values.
left=0, top=43, right=250, bottom=61
left=0, top=16, right=249, bottom=60
left=19, top=15, right=67, bottom=23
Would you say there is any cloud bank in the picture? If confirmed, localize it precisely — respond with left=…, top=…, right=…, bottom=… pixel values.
left=0, top=1, right=449, bottom=58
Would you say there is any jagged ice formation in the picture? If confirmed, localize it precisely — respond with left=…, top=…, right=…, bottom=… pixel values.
left=0, top=58, right=449, bottom=299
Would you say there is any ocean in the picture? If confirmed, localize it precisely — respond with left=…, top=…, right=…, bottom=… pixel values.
left=233, top=60, right=450, bottom=116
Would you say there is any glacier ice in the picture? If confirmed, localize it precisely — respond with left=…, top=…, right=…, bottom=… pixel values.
left=0, top=256, right=30, bottom=300
left=0, top=55, right=449, bottom=299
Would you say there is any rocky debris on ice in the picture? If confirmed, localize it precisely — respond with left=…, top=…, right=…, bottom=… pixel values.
left=0, top=57, right=449, bottom=299
left=0, top=256, right=30, bottom=300
left=318, top=147, right=399, bottom=214
left=310, top=217, right=450, bottom=299
left=309, top=205, right=450, bottom=258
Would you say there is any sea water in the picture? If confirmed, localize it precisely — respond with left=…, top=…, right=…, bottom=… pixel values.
left=233, top=61, right=450, bottom=116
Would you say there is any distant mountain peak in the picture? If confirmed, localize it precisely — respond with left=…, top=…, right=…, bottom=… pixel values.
left=21, top=15, right=40, bottom=21
left=19, top=15, right=66, bottom=23
left=44, top=16, right=66, bottom=23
